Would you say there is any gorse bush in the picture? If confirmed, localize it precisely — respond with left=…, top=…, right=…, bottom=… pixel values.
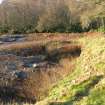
left=0, top=0, right=105, bottom=33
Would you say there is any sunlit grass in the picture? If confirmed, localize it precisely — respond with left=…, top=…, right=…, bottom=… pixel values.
left=36, top=34, right=105, bottom=105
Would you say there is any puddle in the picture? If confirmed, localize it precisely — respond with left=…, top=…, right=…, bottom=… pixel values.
left=0, top=34, right=26, bottom=43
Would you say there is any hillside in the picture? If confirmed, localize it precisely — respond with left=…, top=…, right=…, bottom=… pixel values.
left=36, top=33, right=105, bottom=105
left=0, top=0, right=105, bottom=33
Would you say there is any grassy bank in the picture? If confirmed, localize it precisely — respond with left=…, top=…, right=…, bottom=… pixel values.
left=36, top=34, right=105, bottom=105
left=0, top=33, right=105, bottom=105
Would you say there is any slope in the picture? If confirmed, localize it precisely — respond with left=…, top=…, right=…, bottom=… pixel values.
left=36, top=33, right=105, bottom=105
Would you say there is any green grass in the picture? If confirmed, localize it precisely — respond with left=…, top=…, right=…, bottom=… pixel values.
left=48, top=75, right=103, bottom=105
left=86, top=86, right=105, bottom=105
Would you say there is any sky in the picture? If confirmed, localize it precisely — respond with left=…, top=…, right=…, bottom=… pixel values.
left=0, top=0, right=3, bottom=4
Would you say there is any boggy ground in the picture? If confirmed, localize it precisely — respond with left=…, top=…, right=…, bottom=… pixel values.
left=0, top=33, right=82, bottom=104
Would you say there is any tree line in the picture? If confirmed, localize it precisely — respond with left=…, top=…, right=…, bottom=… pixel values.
left=0, top=0, right=105, bottom=33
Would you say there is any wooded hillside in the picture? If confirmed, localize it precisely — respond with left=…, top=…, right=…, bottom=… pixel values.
left=0, top=0, right=105, bottom=33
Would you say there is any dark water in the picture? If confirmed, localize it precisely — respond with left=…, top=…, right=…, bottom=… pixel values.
left=0, top=34, right=26, bottom=43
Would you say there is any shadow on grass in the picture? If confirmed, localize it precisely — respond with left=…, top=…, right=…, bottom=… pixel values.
left=50, top=75, right=103, bottom=105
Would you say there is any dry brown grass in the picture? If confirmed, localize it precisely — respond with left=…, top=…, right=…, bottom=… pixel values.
left=0, top=33, right=82, bottom=56
left=0, top=34, right=78, bottom=52
left=26, top=33, right=82, bottom=42
left=0, top=33, right=83, bottom=104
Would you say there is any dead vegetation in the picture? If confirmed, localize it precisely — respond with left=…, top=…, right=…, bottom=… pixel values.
left=0, top=33, right=82, bottom=103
